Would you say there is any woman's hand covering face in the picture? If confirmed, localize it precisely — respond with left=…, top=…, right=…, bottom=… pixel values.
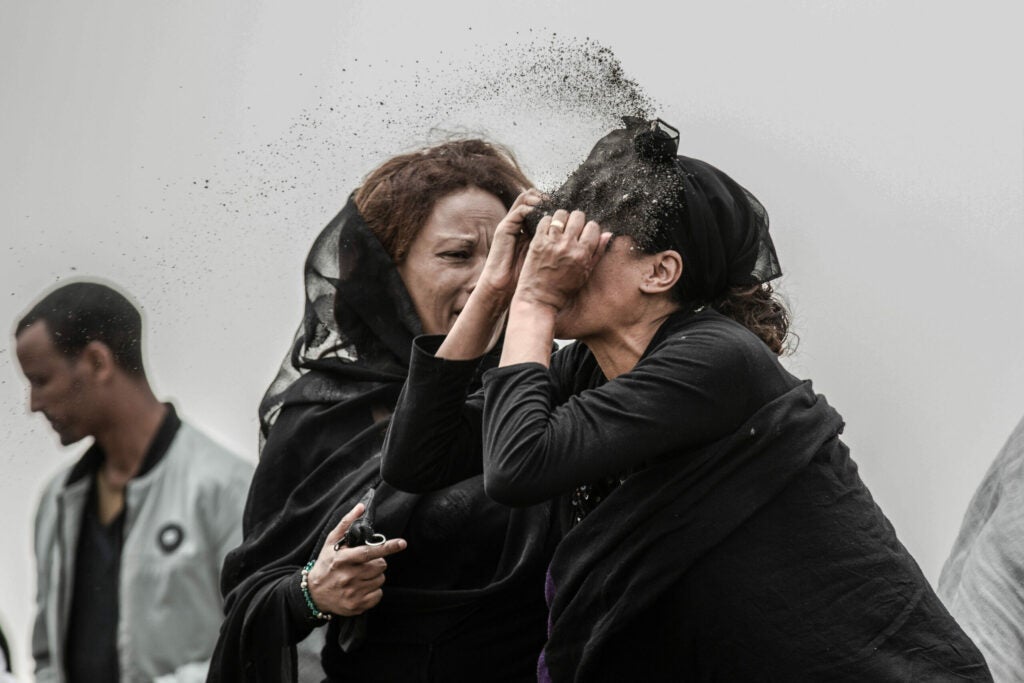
left=306, top=503, right=407, bottom=617
left=514, top=209, right=611, bottom=314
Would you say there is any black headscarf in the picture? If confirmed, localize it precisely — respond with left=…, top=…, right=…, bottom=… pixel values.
left=258, top=196, right=419, bottom=437
left=534, top=116, right=782, bottom=304
left=210, top=198, right=552, bottom=682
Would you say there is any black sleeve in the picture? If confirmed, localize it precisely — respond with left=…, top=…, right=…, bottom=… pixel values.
left=210, top=398, right=380, bottom=682
left=381, top=335, right=490, bottom=492
left=481, top=327, right=782, bottom=506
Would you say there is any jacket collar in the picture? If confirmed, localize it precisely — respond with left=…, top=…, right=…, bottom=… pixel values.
left=64, top=404, right=182, bottom=487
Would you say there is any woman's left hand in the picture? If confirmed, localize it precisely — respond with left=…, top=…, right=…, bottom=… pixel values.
left=306, top=503, right=407, bottom=617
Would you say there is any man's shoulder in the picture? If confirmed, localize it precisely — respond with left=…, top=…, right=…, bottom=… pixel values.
left=33, top=462, right=78, bottom=545
left=169, top=420, right=253, bottom=482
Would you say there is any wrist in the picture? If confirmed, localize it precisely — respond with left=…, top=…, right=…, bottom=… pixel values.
left=500, top=296, right=558, bottom=368
left=509, top=293, right=560, bottom=323
left=471, top=281, right=514, bottom=316
left=300, top=560, right=333, bottom=621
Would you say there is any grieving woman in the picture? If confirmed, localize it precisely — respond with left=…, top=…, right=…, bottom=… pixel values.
left=209, top=140, right=555, bottom=682
left=382, top=119, right=992, bottom=681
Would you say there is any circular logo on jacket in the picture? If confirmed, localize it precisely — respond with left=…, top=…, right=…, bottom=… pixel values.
left=157, top=523, right=185, bottom=553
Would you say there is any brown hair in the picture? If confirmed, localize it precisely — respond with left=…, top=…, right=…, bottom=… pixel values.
left=353, top=139, right=531, bottom=263
left=713, top=283, right=794, bottom=355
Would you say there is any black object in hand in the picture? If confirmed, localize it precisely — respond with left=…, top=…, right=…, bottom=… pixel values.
left=338, top=487, right=384, bottom=549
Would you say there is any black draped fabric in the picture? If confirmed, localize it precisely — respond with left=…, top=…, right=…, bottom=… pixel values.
left=209, top=197, right=553, bottom=683
left=0, top=623, right=9, bottom=673
left=540, top=379, right=989, bottom=681
left=477, top=312, right=988, bottom=681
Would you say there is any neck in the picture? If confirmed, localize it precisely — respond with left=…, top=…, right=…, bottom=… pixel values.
left=584, top=305, right=678, bottom=380
left=93, top=379, right=166, bottom=485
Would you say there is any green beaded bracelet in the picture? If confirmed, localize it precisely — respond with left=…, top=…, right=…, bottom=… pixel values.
left=300, top=559, right=333, bottom=621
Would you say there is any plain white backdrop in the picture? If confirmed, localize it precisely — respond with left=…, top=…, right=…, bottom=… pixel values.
left=2, top=1, right=1023, bottom=678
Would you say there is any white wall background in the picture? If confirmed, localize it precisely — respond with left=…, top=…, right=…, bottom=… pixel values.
left=2, top=0, right=1022, bottom=678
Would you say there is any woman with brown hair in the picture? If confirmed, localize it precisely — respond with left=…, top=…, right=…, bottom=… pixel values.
left=382, top=118, right=992, bottom=681
left=209, top=140, right=556, bottom=682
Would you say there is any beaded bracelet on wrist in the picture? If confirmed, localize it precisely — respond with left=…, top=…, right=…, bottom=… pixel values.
left=300, top=559, right=333, bottom=621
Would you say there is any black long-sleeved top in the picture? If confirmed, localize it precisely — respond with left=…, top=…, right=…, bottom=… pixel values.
left=382, top=307, right=991, bottom=682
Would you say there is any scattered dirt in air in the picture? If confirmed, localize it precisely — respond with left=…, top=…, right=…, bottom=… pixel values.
left=199, top=34, right=658, bottom=223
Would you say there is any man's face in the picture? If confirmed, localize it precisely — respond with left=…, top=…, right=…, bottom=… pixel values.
left=15, top=321, right=97, bottom=445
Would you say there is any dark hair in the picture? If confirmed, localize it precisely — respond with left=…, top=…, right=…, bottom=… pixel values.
left=353, top=139, right=531, bottom=263
left=16, top=281, right=145, bottom=375
left=542, top=120, right=791, bottom=355
left=714, top=284, right=793, bottom=355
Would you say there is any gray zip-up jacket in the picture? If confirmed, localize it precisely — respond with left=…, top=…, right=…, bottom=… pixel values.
left=32, top=420, right=253, bottom=683
left=940, top=413, right=1024, bottom=683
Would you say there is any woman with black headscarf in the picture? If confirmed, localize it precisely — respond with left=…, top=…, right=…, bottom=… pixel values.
left=381, top=118, right=992, bottom=681
left=208, top=140, right=556, bottom=682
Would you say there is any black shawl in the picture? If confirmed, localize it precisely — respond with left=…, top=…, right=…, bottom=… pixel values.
left=209, top=198, right=553, bottom=682
left=542, top=381, right=990, bottom=681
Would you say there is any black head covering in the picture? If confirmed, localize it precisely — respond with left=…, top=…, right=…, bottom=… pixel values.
left=258, top=196, right=421, bottom=442
left=211, top=197, right=552, bottom=682
left=535, top=116, right=782, bottom=304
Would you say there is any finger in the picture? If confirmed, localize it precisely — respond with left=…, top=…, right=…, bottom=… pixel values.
left=497, top=201, right=541, bottom=240
left=365, top=537, right=407, bottom=560
left=511, top=188, right=543, bottom=208
left=324, top=503, right=365, bottom=548
left=564, top=210, right=587, bottom=241
left=534, top=213, right=553, bottom=239
left=348, top=559, right=389, bottom=581
left=334, top=587, right=385, bottom=617
left=578, top=219, right=602, bottom=252
left=503, top=203, right=537, bottom=227
left=329, top=554, right=387, bottom=575
left=335, top=537, right=407, bottom=564
left=546, top=209, right=570, bottom=236
left=350, top=574, right=387, bottom=592
left=356, top=588, right=385, bottom=613
left=334, top=572, right=387, bottom=599
left=587, top=228, right=612, bottom=270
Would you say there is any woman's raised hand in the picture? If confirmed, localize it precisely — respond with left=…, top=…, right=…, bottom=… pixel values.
left=435, top=189, right=541, bottom=360
left=514, top=209, right=610, bottom=313
left=474, top=188, right=543, bottom=302
left=306, top=503, right=407, bottom=617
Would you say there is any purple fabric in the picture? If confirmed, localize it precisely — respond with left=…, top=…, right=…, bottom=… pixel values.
left=537, top=569, right=556, bottom=683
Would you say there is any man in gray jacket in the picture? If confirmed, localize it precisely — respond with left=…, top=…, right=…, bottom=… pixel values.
left=14, top=281, right=253, bottom=683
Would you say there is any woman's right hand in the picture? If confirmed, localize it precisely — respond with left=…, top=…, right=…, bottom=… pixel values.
left=305, top=503, right=407, bottom=617
left=473, top=188, right=543, bottom=304
left=514, top=208, right=609, bottom=313
left=436, top=189, right=542, bottom=360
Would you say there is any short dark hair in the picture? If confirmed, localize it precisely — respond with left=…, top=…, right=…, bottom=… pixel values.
left=353, top=138, right=531, bottom=263
left=16, top=281, right=145, bottom=375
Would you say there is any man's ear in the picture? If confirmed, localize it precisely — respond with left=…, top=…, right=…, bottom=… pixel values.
left=640, top=249, right=683, bottom=294
left=79, top=341, right=117, bottom=382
